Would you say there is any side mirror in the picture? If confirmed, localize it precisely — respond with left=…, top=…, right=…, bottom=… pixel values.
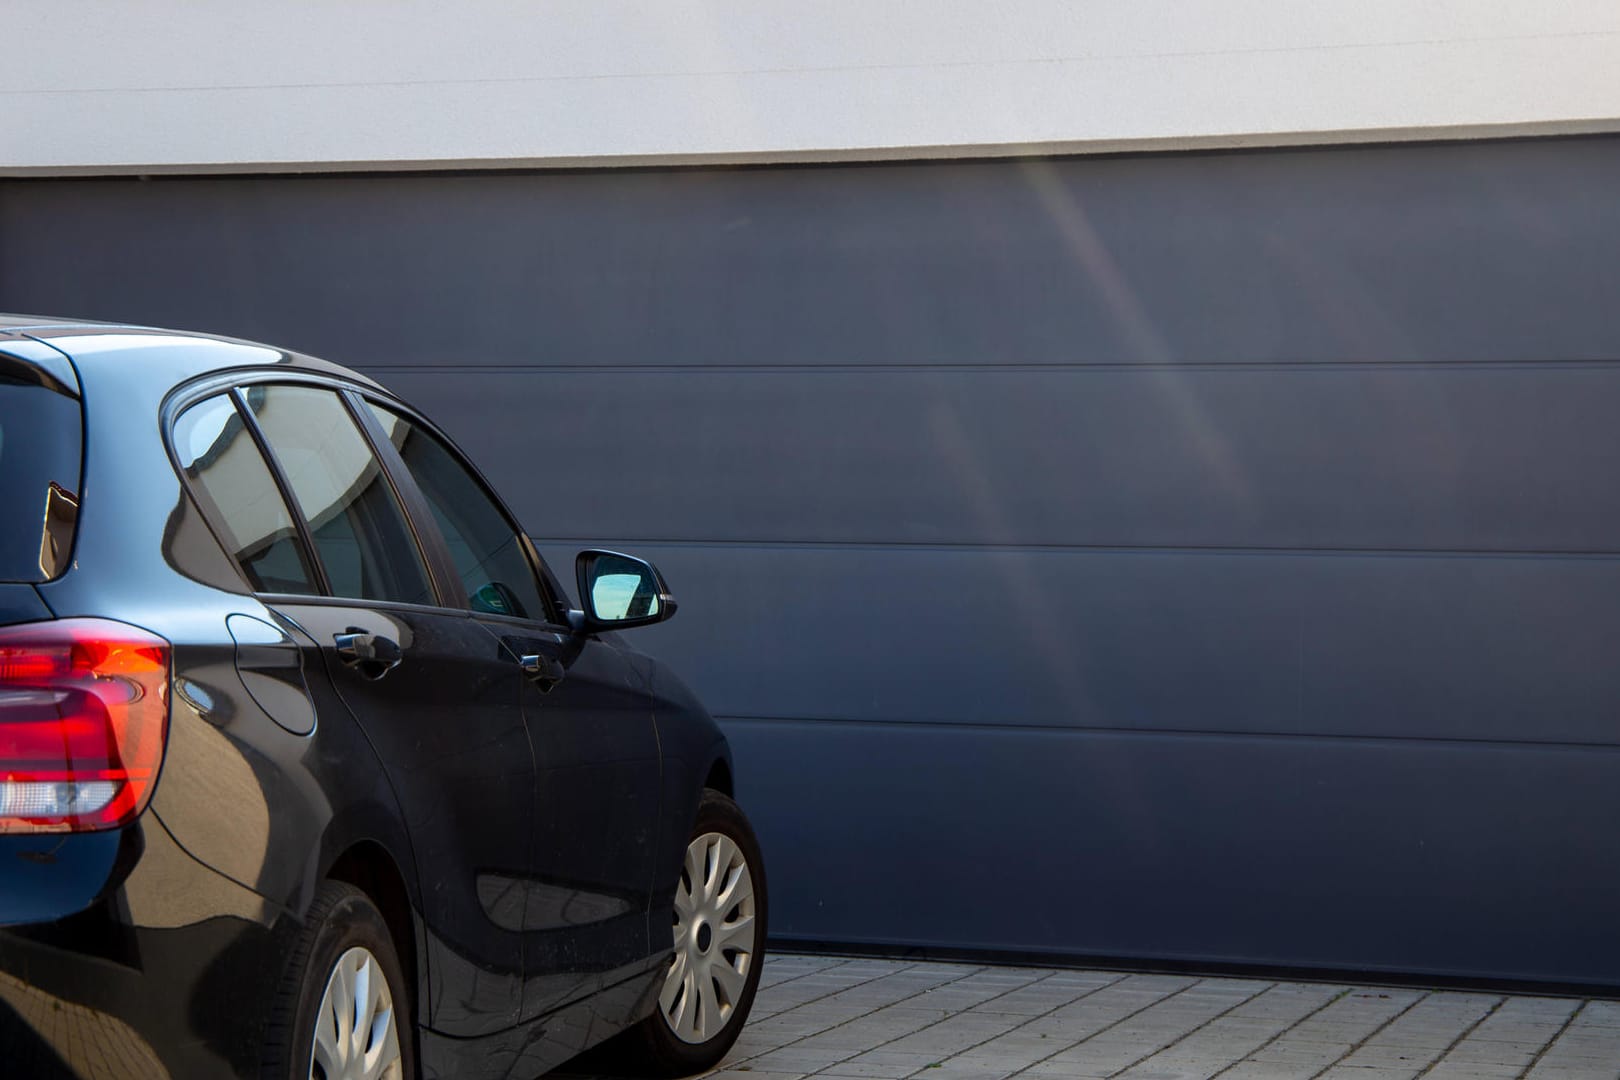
left=571, top=549, right=677, bottom=632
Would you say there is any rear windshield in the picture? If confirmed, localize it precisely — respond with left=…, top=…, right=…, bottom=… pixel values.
left=0, top=379, right=83, bottom=582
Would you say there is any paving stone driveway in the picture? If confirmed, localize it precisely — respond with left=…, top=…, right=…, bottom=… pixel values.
left=602, top=954, right=1620, bottom=1080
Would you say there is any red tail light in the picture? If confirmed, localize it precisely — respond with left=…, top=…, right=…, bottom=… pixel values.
left=0, top=618, right=171, bottom=834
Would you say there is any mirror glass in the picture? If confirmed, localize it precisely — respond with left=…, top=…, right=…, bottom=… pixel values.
left=589, top=555, right=661, bottom=621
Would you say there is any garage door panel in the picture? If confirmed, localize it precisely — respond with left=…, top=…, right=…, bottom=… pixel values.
left=6, top=139, right=1620, bottom=370
left=410, top=364, right=1620, bottom=553
left=728, top=717, right=1620, bottom=984
left=541, top=542, right=1620, bottom=747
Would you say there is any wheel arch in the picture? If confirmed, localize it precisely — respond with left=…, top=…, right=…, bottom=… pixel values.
left=324, top=840, right=421, bottom=1015
left=704, top=757, right=734, bottom=797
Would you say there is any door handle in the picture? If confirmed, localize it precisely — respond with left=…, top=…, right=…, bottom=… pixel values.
left=519, top=653, right=566, bottom=693
left=334, top=628, right=403, bottom=680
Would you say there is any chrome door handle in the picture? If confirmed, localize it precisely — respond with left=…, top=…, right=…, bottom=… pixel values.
left=519, top=653, right=565, bottom=692
left=334, top=629, right=403, bottom=679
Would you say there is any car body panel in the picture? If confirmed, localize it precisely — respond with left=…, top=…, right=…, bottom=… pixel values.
left=0, top=584, right=51, bottom=629
left=644, top=663, right=737, bottom=949
left=489, top=620, right=663, bottom=1020
left=0, top=813, right=297, bottom=1078
left=0, top=331, right=79, bottom=396
left=270, top=595, right=536, bottom=1036
left=418, top=956, right=665, bottom=1080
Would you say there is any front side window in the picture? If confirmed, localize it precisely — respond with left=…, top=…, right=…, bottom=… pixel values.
left=366, top=401, right=550, bottom=621
left=245, top=386, right=434, bottom=606
left=172, top=394, right=317, bottom=594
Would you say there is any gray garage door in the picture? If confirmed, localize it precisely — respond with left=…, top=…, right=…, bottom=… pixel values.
left=5, top=135, right=1620, bottom=986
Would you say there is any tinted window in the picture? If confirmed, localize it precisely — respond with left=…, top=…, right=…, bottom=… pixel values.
left=173, top=394, right=318, bottom=594
left=367, top=401, right=549, bottom=621
left=0, top=378, right=82, bottom=583
left=246, top=386, right=434, bottom=606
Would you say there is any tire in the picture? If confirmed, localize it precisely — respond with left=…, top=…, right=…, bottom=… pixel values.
left=263, top=881, right=415, bottom=1080
left=628, top=789, right=769, bottom=1076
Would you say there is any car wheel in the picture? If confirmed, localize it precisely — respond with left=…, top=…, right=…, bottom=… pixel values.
left=635, top=789, right=768, bottom=1075
left=263, top=881, right=414, bottom=1080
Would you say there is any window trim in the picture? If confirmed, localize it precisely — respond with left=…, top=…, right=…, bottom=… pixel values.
left=165, top=367, right=568, bottom=621
left=163, top=388, right=323, bottom=597
left=227, top=386, right=334, bottom=597
left=163, top=369, right=459, bottom=610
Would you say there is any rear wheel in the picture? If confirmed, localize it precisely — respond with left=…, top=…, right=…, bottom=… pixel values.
left=264, top=881, right=413, bottom=1080
left=634, top=790, right=768, bottom=1075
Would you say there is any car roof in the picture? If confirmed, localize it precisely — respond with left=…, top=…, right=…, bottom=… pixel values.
left=0, top=313, right=380, bottom=389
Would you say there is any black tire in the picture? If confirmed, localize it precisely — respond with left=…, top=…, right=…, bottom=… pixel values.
left=262, top=881, right=416, bottom=1080
left=625, top=789, right=769, bottom=1077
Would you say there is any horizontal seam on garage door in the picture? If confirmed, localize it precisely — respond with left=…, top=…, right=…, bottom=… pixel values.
left=714, top=714, right=1620, bottom=752
left=357, top=358, right=1620, bottom=375
left=531, top=537, right=1620, bottom=560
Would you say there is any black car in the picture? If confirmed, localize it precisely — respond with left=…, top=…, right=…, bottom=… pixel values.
left=0, top=316, right=767, bottom=1079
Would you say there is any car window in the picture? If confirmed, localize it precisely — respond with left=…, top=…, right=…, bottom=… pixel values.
left=0, top=374, right=82, bottom=583
left=172, top=393, right=319, bottom=594
left=365, top=400, right=551, bottom=622
left=243, top=385, right=435, bottom=606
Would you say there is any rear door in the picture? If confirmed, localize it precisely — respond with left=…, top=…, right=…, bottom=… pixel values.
left=176, top=380, right=538, bottom=1037
left=358, top=398, right=663, bottom=1022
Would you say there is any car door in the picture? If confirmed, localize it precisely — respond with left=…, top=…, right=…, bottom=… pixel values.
left=357, top=397, right=663, bottom=1022
left=229, top=381, right=538, bottom=1037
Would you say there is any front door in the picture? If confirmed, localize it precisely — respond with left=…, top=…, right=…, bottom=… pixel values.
left=492, top=625, right=662, bottom=1018
left=358, top=399, right=662, bottom=1021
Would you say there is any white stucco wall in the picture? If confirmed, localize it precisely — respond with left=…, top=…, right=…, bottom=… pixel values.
left=5, top=1, right=1619, bottom=175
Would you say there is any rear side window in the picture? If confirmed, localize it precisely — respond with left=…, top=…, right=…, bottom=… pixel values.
left=173, top=394, right=318, bottom=594
left=243, top=386, right=435, bottom=606
left=0, top=371, right=83, bottom=583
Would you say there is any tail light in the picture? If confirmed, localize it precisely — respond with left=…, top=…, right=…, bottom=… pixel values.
left=0, top=618, right=171, bottom=834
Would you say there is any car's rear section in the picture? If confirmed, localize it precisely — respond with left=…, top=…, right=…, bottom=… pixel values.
left=0, top=345, right=175, bottom=847
left=0, top=337, right=158, bottom=1073
left=0, top=338, right=118, bottom=846
left=0, top=331, right=304, bottom=1078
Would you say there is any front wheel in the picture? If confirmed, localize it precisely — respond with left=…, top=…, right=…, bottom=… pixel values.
left=637, top=789, right=768, bottom=1075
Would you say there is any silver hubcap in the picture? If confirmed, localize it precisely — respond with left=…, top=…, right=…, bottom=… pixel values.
left=310, top=946, right=402, bottom=1080
left=661, top=830, right=757, bottom=1044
